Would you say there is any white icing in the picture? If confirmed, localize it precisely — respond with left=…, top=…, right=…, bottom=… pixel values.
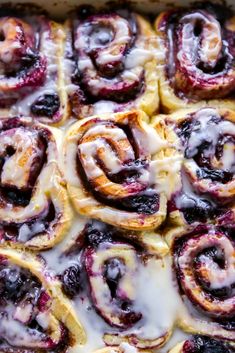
left=119, top=342, right=138, bottom=353
left=185, top=109, right=235, bottom=162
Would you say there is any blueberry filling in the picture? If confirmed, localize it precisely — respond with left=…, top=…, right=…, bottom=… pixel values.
left=183, top=335, right=233, bottom=353
left=196, top=168, right=233, bottom=184
left=181, top=197, right=222, bottom=224
left=31, top=94, right=60, bottom=118
left=61, top=265, right=82, bottom=298
left=86, top=222, right=113, bottom=247
left=0, top=265, right=41, bottom=304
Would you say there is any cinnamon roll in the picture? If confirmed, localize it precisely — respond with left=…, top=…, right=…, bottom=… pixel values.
left=0, top=247, right=85, bottom=351
left=155, top=4, right=235, bottom=112
left=0, top=117, right=72, bottom=250
left=0, top=12, right=68, bottom=125
left=172, top=228, right=235, bottom=341
left=63, top=110, right=173, bottom=230
left=57, top=220, right=173, bottom=351
left=65, top=7, right=158, bottom=118
left=159, top=107, right=235, bottom=242
left=169, top=335, right=234, bottom=353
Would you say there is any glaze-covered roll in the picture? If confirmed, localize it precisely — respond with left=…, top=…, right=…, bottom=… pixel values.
left=65, top=7, right=158, bottom=118
left=155, top=4, right=235, bottom=112
left=0, top=247, right=85, bottom=352
left=169, top=335, right=234, bottom=353
left=0, top=117, right=72, bottom=250
left=156, top=107, right=235, bottom=243
left=63, top=110, right=175, bottom=230
left=0, top=10, right=68, bottom=125
left=58, top=220, right=172, bottom=351
left=172, top=228, right=235, bottom=341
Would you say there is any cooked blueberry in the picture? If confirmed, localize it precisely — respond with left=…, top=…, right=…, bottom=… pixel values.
left=120, top=192, right=159, bottom=214
left=197, top=167, right=233, bottom=183
left=181, top=197, right=220, bottom=224
left=183, top=335, right=233, bottom=353
left=0, top=268, right=23, bottom=299
left=61, top=265, right=81, bottom=298
left=86, top=222, right=113, bottom=247
left=0, top=187, right=32, bottom=206
left=31, top=94, right=60, bottom=118
left=217, top=318, right=235, bottom=331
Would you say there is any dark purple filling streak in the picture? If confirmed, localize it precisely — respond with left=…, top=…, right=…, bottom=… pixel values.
left=1, top=202, right=58, bottom=242
left=164, top=5, right=235, bottom=100
left=77, top=123, right=159, bottom=215
left=182, top=335, right=233, bottom=353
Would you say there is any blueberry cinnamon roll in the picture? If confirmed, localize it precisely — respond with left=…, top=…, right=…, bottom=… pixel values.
left=0, top=117, right=72, bottom=249
left=172, top=228, right=235, bottom=341
left=58, top=220, right=172, bottom=350
left=65, top=8, right=158, bottom=118
left=155, top=4, right=235, bottom=112
left=0, top=247, right=85, bottom=352
left=0, top=12, right=68, bottom=125
left=157, top=107, right=235, bottom=242
left=169, top=335, right=234, bottom=353
left=63, top=110, right=173, bottom=230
